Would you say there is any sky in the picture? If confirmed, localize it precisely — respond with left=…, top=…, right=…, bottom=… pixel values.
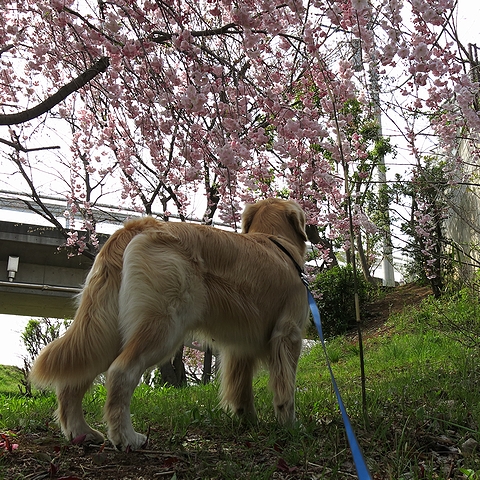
left=458, top=0, right=480, bottom=44
left=0, top=0, right=479, bottom=368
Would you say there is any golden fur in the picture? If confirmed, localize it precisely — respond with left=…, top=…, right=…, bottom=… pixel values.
left=30, top=198, right=310, bottom=450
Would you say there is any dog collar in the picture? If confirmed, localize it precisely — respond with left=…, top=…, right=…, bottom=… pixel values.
left=269, top=237, right=308, bottom=287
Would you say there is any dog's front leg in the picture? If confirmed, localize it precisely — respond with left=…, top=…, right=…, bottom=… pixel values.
left=268, top=326, right=303, bottom=426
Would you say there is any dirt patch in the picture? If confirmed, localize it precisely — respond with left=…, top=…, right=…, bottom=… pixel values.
left=0, top=428, right=340, bottom=479
left=360, top=283, right=432, bottom=338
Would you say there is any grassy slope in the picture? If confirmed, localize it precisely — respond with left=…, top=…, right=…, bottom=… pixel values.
left=0, top=365, right=22, bottom=395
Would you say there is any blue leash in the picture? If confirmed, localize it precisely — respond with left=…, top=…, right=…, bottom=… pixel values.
left=306, top=287, right=372, bottom=480
left=269, top=238, right=372, bottom=479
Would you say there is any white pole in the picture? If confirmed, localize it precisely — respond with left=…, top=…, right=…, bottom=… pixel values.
left=370, top=56, right=396, bottom=287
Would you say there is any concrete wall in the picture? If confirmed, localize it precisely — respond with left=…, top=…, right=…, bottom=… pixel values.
left=444, top=137, right=480, bottom=280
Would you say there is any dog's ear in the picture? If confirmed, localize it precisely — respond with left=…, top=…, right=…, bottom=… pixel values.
left=241, top=202, right=259, bottom=233
left=286, top=202, right=308, bottom=242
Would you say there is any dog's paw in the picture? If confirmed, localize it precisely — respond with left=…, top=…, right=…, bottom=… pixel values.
left=274, top=401, right=295, bottom=426
left=109, top=430, right=147, bottom=451
left=67, top=428, right=105, bottom=446
left=85, top=429, right=106, bottom=445
left=235, top=407, right=258, bottom=425
left=126, top=431, right=148, bottom=451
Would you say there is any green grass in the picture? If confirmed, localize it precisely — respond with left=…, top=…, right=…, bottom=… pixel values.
left=0, top=366, right=22, bottom=395
left=2, top=291, right=480, bottom=478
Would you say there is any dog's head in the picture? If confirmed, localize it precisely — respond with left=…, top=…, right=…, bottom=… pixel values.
left=241, top=198, right=307, bottom=254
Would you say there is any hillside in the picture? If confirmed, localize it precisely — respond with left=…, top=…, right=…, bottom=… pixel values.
left=0, top=364, right=22, bottom=394
left=362, top=283, right=433, bottom=337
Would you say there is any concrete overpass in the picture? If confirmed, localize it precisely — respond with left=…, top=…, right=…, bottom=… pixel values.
left=0, top=190, right=128, bottom=318
left=0, top=191, right=212, bottom=319
left=0, top=220, right=95, bottom=318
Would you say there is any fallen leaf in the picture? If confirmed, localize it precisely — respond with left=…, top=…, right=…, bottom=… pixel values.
left=34, top=452, right=52, bottom=463
left=0, top=434, right=11, bottom=452
left=49, top=461, right=59, bottom=476
left=163, top=456, right=180, bottom=468
left=462, top=438, right=478, bottom=456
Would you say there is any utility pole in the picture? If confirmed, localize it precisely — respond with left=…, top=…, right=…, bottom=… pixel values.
left=468, top=43, right=479, bottom=110
left=369, top=58, right=396, bottom=287
left=352, top=38, right=395, bottom=286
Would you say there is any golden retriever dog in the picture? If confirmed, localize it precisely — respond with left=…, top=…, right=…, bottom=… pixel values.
left=30, top=198, right=310, bottom=450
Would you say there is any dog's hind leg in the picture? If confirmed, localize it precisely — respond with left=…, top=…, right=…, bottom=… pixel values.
left=56, top=383, right=104, bottom=444
left=104, top=318, right=185, bottom=450
left=104, top=359, right=147, bottom=451
left=219, top=352, right=257, bottom=423
left=268, top=324, right=303, bottom=425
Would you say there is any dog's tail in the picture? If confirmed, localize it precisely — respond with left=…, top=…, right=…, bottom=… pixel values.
left=30, top=216, right=161, bottom=390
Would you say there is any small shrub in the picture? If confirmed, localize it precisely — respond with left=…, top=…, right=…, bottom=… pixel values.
left=309, top=265, right=374, bottom=338
left=20, top=318, right=71, bottom=396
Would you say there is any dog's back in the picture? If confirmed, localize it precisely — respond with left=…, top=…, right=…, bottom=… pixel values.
left=117, top=223, right=307, bottom=354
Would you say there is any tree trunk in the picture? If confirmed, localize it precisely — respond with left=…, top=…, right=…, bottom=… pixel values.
left=202, top=348, right=213, bottom=385
left=160, top=346, right=187, bottom=387
left=430, top=207, right=444, bottom=298
left=305, top=225, right=339, bottom=269
left=356, top=232, right=374, bottom=284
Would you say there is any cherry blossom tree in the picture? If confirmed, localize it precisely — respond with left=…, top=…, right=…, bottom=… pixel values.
left=0, top=0, right=479, bottom=281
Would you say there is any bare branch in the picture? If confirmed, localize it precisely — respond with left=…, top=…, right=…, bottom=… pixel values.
left=0, top=44, right=14, bottom=56
left=0, top=137, right=60, bottom=152
left=151, top=23, right=240, bottom=44
left=0, top=56, right=110, bottom=126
